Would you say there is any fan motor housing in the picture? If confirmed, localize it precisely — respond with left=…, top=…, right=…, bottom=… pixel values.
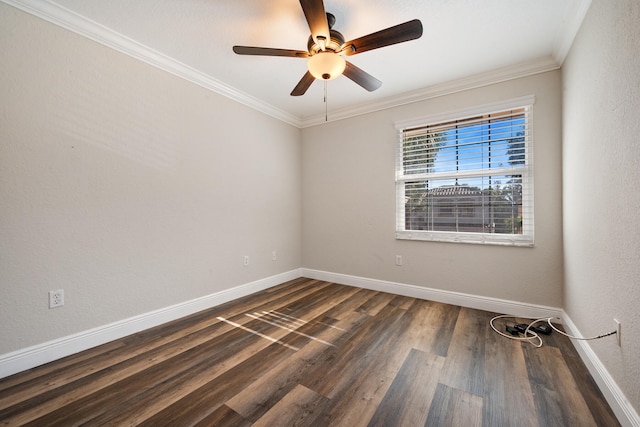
left=307, top=29, right=345, bottom=55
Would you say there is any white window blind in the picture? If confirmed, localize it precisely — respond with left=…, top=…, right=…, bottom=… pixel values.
left=395, top=98, right=534, bottom=246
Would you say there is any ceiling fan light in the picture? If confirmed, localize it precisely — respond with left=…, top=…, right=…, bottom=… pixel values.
left=307, top=52, right=346, bottom=80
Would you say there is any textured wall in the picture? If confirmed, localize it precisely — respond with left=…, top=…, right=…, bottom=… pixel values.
left=0, top=5, right=302, bottom=354
left=562, top=0, right=640, bottom=415
left=302, top=71, right=563, bottom=308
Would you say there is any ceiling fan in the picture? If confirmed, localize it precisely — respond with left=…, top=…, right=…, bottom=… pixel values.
left=232, top=0, right=423, bottom=96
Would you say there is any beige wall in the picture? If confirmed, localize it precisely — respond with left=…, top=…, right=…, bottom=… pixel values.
left=302, top=71, right=563, bottom=307
left=0, top=5, right=302, bottom=354
left=562, top=0, right=640, bottom=414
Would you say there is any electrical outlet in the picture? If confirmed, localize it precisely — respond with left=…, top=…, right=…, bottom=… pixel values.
left=614, top=319, right=621, bottom=347
left=243, top=255, right=250, bottom=266
left=395, top=255, right=403, bottom=266
left=49, top=289, right=64, bottom=308
left=272, top=251, right=277, bottom=261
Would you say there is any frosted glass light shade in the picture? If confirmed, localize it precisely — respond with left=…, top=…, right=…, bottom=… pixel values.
left=307, top=52, right=346, bottom=80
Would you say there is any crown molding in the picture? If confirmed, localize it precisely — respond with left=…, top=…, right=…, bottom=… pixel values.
left=300, top=55, right=560, bottom=127
left=552, top=0, right=592, bottom=65
left=1, top=0, right=303, bottom=128
left=3, top=0, right=580, bottom=130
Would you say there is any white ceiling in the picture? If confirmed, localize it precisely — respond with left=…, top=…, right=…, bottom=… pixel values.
left=5, top=0, right=591, bottom=127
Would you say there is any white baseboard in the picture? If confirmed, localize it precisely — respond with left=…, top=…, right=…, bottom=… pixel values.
left=0, top=269, right=301, bottom=380
left=301, top=268, right=562, bottom=320
left=561, top=312, right=640, bottom=427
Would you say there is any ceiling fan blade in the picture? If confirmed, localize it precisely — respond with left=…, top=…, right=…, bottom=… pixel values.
left=299, top=0, right=330, bottom=43
left=291, top=71, right=316, bottom=96
left=233, top=46, right=309, bottom=58
left=343, top=19, right=423, bottom=56
left=343, top=61, right=382, bottom=92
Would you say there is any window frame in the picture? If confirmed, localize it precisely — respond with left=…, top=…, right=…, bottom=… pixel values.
left=395, top=96, right=535, bottom=247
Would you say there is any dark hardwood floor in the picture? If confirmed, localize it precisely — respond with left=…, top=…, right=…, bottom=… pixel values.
left=0, top=278, right=620, bottom=426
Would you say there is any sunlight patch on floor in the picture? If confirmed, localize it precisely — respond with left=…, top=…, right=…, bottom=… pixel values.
left=245, top=311, right=336, bottom=347
left=216, top=317, right=299, bottom=351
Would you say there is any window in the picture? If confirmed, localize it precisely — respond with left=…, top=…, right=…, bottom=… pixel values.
left=395, top=96, right=534, bottom=246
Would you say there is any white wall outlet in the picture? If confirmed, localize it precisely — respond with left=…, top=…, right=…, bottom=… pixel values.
left=243, top=255, right=250, bottom=266
left=272, top=251, right=277, bottom=261
left=49, top=289, right=64, bottom=308
left=395, top=255, right=403, bottom=266
left=614, top=319, right=621, bottom=346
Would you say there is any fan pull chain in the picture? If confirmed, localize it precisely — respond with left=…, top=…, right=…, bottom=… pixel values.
left=324, top=80, right=328, bottom=122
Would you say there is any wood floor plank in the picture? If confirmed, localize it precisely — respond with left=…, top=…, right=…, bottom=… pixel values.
left=0, top=321, right=238, bottom=425
left=277, top=282, right=361, bottom=321
left=214, top=279, right=334, bottom=325
left=0, top=339, right=126, bottom=395
left=223, top=286, right=358, bottom=352
left=483, top=319, right=539, bottom=427
left=368, top=348, right=445, bottom=427
left=252, top=384, right=329, bottom=427
left=192, top=405, right=252, bottom=427
left=389, top=294, right=416, bottom=310
left=20, top=322, right=292, bottom=426
left=400, top=299, right=457, bottom=355
left=425, top=383, right=483, bottom=427
left=136, top=341, right=295, bottom=426
left=356, top=291, right=397, bottom=316
left=438, top=307, right=488, bottom=396
left=299, top=302, right=408, bottom=398
left=0, top=312, right=232, bottom=411
left=264, top=277, right=318, bottom=294
left=225, top=340, right=330, bottom=422
left=89, top=315, right=312, bottom=426
left=429, top=302, right=460, bottom=357
left=321, top=287, right=380, bottom=320
left=225, top=313, right=358, bottom=422
left=226, top=312, right=368, bottom=421
left=308, top=306, right=416, bottom=426
left=0, top=298, right=232, bottom=395
left=502, top=314, right=618, bottom=425
left=524, top=344, right=600, bottom=427
left=213, top=281, right=350, bottom=337
left=10, top=304, right=311, bottom=425
left=320, top=349, right=407, bottom=427
left=561, top=353, right=620, bottom=426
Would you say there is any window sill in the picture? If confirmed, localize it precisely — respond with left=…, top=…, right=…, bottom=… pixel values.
left=396, top=230, right=534, bottom=247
